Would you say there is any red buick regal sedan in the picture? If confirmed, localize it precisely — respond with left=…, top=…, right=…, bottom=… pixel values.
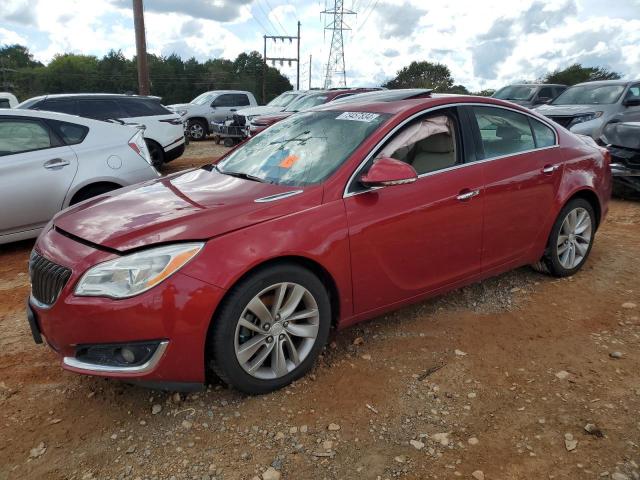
left=27, top=89, right=612, bottom=394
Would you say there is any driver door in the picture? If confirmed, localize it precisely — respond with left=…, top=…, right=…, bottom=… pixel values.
left=344, top=108, right=484, bottom=315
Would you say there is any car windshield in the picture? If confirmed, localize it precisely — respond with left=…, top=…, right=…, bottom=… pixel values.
left=552, top=84, right=626, bottom=105
left=493, top=85, right=537, bottom=101
left=191, top=92, right=215, bottom=105
left=284, top=94, right=328, bottom=112
left=267, top=93, right=299, bottom=108
left=216, top=110, right=389, bottom=186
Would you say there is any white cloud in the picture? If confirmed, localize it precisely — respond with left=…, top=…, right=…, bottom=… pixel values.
left=1, top=0, right=639, bottom=91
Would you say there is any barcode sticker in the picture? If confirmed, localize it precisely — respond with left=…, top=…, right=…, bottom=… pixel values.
left=336, top=112, right=380, bottom=123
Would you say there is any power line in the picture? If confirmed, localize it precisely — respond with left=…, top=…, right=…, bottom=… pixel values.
left=264, top=0, right=290, bottom=36
left=354, top=0, right=378, bottom=33
left=256, top=0, right=281, bottom=36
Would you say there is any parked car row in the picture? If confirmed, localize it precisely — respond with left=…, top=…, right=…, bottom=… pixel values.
left=17, top=94, right=186, bottom=167
left=24, top=88, right=612, bottom=396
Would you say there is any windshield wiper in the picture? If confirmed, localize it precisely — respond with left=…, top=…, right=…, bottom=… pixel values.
left=213, top=164, right=270, bottom=183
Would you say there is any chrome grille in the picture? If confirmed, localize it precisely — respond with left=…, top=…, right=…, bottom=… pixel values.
left=29, top=251, right=71, bottom=306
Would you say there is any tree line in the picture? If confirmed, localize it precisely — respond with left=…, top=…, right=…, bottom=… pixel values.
left=383, top=60, right=622, bottom=96
left=0, top=45, right=292, bottom=105
left=0, top=44, right=623, bottom=104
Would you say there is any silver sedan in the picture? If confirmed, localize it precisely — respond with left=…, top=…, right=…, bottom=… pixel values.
left=0, top=109, right=160, bottom=245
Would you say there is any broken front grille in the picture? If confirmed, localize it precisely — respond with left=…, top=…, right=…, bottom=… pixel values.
left=29, top=251, right=72, bottom=306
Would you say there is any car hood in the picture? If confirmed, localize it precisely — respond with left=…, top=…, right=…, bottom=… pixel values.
left=254, top=112, right=293, bottom=125
left=535, top=104, right=605, bottom=116
left=236, top=106, right=284, bottom=117
left=54, top=168, right=321, bottom=252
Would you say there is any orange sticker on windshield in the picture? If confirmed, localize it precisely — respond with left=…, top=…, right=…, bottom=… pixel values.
left=279, top=154, right=299, bottom=168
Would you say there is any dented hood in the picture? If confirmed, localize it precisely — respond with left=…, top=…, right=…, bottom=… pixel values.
left=54, top=168, right=321, bottom=252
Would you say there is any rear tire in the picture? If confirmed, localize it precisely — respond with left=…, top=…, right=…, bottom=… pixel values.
left=187, top=119, right=207, bottom=141
left=534, top=198, right=596, bottom=277
left=70, top=183, right=121, bottom=205
left=207, top=264, right=331, bottom=395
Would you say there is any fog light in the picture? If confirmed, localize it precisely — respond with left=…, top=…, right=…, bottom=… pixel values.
left=75, top=341, right=163, bottom=368
left=120, top=347, right=136, bottom=364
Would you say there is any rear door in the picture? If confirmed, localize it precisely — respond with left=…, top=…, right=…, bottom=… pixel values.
left=465, top=105, right=562, bottom=272
left=0, top=116, right=78, bottom=236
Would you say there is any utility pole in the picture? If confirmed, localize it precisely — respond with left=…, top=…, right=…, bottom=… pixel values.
left=296, top=21, right=301, bottom=90
left=322, top=0, right=355, bottom=89
left=132, top=0, right=150, bottom=96
left=308, top=54, right=312, bottom=89
left=262, top=23, right=301, bottom=103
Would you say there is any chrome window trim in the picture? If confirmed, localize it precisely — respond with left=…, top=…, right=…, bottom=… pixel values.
left=63, top=340, right=169, bottom=374
left=342, top=102, right=560, bottom=198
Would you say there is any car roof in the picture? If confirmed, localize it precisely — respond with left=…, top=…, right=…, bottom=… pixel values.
left=201, top=90, right=253, bottom=95
left=26, top=93, right=163, bottom=101
left=315, top=90, right=529, bottom=116
left=0, top=108, right=133, bottom=129
left=573, top=80, right=640, bottom=87
left=500, top=83, right=565, bottom=87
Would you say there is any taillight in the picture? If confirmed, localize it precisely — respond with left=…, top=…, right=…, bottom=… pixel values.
left=129, top=132, right=152, bottom=165
left=129, top=141, right=141, bottom=156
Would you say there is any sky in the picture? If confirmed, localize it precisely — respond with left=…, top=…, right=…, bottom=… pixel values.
left=1, top=0, right=640, bottom=92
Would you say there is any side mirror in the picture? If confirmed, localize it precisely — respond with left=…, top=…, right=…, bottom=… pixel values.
left=623, top=98, right=640, bottom=107
left=360, top=157, right=418, bottom=187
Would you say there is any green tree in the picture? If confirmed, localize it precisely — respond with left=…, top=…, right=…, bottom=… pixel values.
left=541, top=63, right=621, bottom=86
left=383, top=61, right=455, bottom=91
left=0, top=44, right=42, bottom=69
left=2, top=45, right=293, bottom=106
left=473, top=88, right=496, bottom=97
left=446, top=84, right=470, bottom=94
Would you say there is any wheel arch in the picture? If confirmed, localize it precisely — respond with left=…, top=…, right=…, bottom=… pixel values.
left=563, top=187, right=602, bottom=229
left=212, top=255, right=340, bottom=328
left=67, top=180, right=123, bottom=206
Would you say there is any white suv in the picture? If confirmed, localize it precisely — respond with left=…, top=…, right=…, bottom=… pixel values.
left=18, top=94, right=185, bottom=167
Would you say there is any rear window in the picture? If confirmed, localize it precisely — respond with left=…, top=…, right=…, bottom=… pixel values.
left=47, top=119, right=89, bottom=145
left=120, top=98, right=171, bottom=117
left=78, top=99, right=126, bottom=120
left=0, top=99, right=10, bottom=109
left=39, top=99, right=78, bottom=115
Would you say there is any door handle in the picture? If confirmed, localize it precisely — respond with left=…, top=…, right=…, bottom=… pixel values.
left=43, top=158, right=70, bottom=169
left=456, top=189, right=480, bottom=201
left=230, top=108, right=237, bottom=112
left=542, top=164, right=560, bottom=174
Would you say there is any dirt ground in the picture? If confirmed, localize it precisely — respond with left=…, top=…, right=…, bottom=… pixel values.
left=1, top=141, right=639, bottom=480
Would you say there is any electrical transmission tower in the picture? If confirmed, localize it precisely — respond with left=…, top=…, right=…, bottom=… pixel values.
left=322, top=0, right=355, bottom=89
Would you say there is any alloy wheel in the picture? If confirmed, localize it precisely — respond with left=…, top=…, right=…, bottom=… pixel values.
left=188, top=122, right=204, bottom=140
left=234, top=282, right=320, bottom=380
left=557, top=207, right=592, bottom=269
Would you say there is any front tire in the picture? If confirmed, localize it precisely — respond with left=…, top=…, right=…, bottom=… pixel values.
left=187, top=119, right=207, bottom=141
left=207, top=264, right=331, bottom=395
left=535, top=198, right=596, bottom=277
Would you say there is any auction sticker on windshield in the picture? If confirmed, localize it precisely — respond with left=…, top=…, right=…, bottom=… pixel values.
left=336, top=112, right=380, bottom=123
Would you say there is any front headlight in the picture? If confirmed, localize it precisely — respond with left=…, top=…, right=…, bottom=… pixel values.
left=570, top=111, right=603, bottom=127
left=75, top=243, right=204, bottom=298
